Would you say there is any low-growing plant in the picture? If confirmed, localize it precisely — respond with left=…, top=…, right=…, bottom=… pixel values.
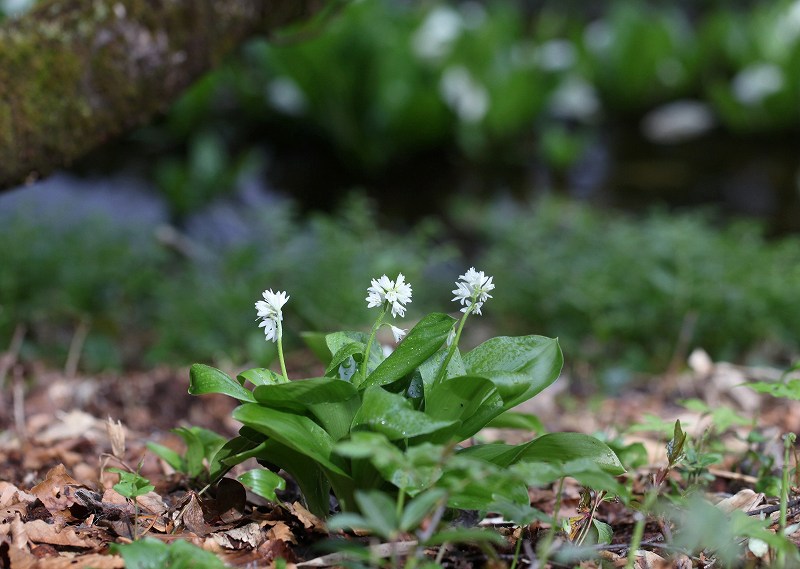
left=146, top=426, right=227, bottom=484
left=189, top=268, right=625, bottom=519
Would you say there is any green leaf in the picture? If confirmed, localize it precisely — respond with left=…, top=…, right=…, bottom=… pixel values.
left=238, top=368, right=282, bottom=387
left=362, top=313, right=456, bottom=388
left=238, top=468, right=286, bottom=502
left=146, top=442, right=185, bottom=473
left=460, top=433, right=626, bottom=475
left=111, top=538, right=225, bottom=569
left=110, top=538, right=168, bottom=569
left=592, top=519, right=613, bottom=545
left=352, top=387, right=456, bottom=440
left=253, top=377, right=361, bottom=440
left=208, top=436, right=261, bottom=482
left=108, top=469, right=154, bottom=499
left=400, top=488, right=448, bottom=532
left=335, top=432, right=443, bottom=494
left=463, top=336, right=563, bottom=409
left=326, top=342, right=364, bottom=377
left=189, top=364, right=255, bottom=402
left=423, top=375, right=504, bottom=441
left=748, top=379, right=800, bottom=400
left=486, top=411, right=545, bottom=433
left=172, top=427, right=206, bottom=479
left=354, top=490, right=398, bottom=539
left=232, top=404, right=348, bottom=476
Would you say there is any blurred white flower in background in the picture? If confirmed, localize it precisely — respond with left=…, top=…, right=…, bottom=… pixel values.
left=440, top=66, right=490, bottom=123
left=412, top=6, right=462, bottom=61
left=732, top=63, right=784, bottom=106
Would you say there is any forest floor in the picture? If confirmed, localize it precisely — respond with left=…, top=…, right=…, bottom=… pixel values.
left=1, top=351, right=799, bottom=568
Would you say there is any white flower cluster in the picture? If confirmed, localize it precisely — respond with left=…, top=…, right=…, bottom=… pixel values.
left=365, top=273, right=413, bottom=319
left=452, top=267, right=494, bottom=315
left=255, top=289, right=289, bottom=342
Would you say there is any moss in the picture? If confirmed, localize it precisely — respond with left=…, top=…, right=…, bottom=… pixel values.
left=0, top=0, right=320, bottom=189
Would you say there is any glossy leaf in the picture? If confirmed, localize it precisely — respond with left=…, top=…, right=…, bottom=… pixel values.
left=253, top=378, right=360, bottom=440
left=362, top=313, right=456, bottom=388
left=238, top=368, right=282, bottom=387
left=189, top=364, right=255, bottom=402
left=459, top=433, right=625, bottom=475
left=233, top=404, right=347, bottom=476
left=351, top=387, right=456, bottom=440
left=486, top=411, right=546, bottom=433
left=423, top=375, right=504, bottom=441
left=326, top=342, right=364, bottom=377
left=238, top=468, right=286, bottom=502
left=463, top=336, right=563, bottom=408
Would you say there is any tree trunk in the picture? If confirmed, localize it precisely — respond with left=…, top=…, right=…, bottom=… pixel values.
left=0, top=0, right=324, bottom=191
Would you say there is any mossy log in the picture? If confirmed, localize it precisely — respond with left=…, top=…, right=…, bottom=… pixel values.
left=0, top=0, right=323, bottom=191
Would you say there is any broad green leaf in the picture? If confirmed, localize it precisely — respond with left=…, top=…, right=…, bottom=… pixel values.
left=189, top=364, right=255, bottom=402
left=592, top=520, right=613, bottom=545
left=326, top=513, right=373, bottom=533
left=463, top=336, right=563, bottom=409
left=146, top=442, right=184, bottom=472
left=238, top=468, right=286, bottom=502
left=417, top=344, right=466, bottom=396
left=209, top=436, right=261, bottom=481
left=326, top=342, right=364, bottom=377
left=352, top=387, right=456, bottom=440
left=460, top=433, right=625, bottom=475
left=253, top=378, right=361, bottom=440
left=335, top=432, right=443, bottom=494
left=327, top=331, right=384, bottom=377
left=362, top=313, right=456, bottom=388
left=486, top=411, right=546, bottom=433
left=400, top=488, right=448, bottom=531
left=112, top=538, right=224, bottom=569
left=354, top=490, right=398, bottom=539
left=233, top=404, right=347, bottom=476
left=423, top=375, right=504, bottom=441
left=238, top=368, right=282, bottom=387
left=172, top=427, right=205, bottom=478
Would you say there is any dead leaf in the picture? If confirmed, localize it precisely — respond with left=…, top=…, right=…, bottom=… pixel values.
left=179, top=493, right=214, bottom=537
left=715, top=489, right=765, bottom=514
left=23, top=519, right=98, bottom=548
left=106, top=417, right=126, bottom=458
left=296, top=541, right=418, bottom=567
left=0, top=482, right=35, bottom=508
left=212, top=522, right=266, bottom=549
left=634, top=550, right=669, bottom=569
left=29, top=464, right=81, bottom=517
left=289, top=501, right=326, bottom=533
left=266, top=520, right=297, bottom=544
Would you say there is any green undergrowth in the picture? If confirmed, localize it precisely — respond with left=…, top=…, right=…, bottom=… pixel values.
left=1, top=194, right=798, bottom=382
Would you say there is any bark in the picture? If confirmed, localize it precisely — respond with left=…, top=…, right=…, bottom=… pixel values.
left=0, top=0, right=325, bottom=191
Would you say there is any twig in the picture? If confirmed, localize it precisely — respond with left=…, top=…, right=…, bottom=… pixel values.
left=746, top=497, right=800, bottom=517
left=65, top=317, right=90, bottom=378
left=0, top=324, right=26, bottom=387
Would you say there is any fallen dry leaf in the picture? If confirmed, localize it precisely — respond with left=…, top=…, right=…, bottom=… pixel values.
left=23, top=519, right=99, bottom=548
left=289, top=501, right=326, bottom=533
left=266, top=520, right=297, bottom=544
left=212, top=521, right=266, bottom=549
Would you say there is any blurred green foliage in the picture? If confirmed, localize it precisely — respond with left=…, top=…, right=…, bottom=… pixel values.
left=459, top=197, right=800, bottom=386
left=2, top=194, right=798, bottom=384
left=120, top=0, right=800, bottom=218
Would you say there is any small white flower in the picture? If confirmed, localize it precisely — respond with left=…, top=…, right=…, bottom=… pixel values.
left=452, top=267, right=495, bottom=315
left=255, top=289, right=289, bottom=342
left=366, top=273, right=413, bottom=318
left=390, top=325, right=407, bottom=343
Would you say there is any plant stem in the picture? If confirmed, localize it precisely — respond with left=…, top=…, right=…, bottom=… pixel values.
left=509, top=527, right=524, bottom=569
left=434, top=306, right=472, bottom=386
left=626, top=491, right=657, bottom=569
left=537, top=476, right=565, bottom=566
left=276, top=321, right=289, bottom=382
left=778, top=433, right=796, bottom=567
left=396, top=488, right=406, bottom=522
left=359, top=305, right=387, bottom=386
